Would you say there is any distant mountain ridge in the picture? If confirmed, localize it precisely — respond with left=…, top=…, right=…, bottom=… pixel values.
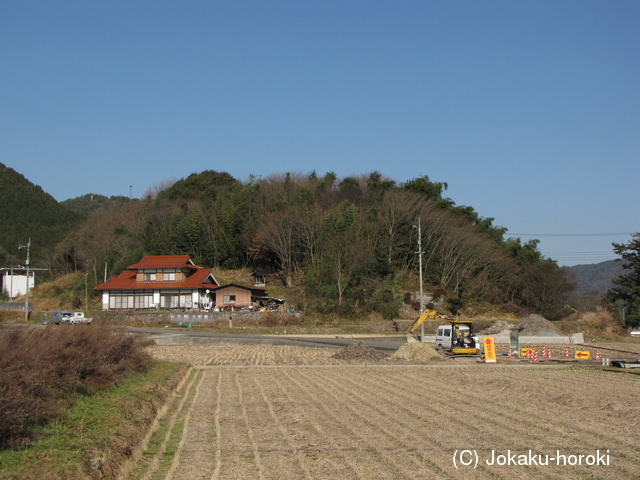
left=566, top=260, right=624, bottom=295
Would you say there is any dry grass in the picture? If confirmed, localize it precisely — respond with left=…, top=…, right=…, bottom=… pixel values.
left=146, top=341, right=451, bottom=366
left=559, top=310, right=629, bottom=340
left=127, top=357, right=640, bottom=480
left=0, top=325, right=151, bottom=448
left=133, top=343, right=640, bottom=479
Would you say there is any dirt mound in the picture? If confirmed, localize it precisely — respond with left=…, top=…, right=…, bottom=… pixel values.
left=479, top=320, right=517, bottom=335
left=332, top=340, right=388, bottom=361
left=390, top=341, right=447, bottom=362
left=517, top=314, right=563, bottom=336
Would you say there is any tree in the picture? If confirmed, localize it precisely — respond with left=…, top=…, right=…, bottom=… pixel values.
left=378, top=190, right=426, bottom=266
left=317, top=201, right=372, bottom=306
left=255, top=207, right=303, bottom=287
left=607, top=233, right=640, bottom=327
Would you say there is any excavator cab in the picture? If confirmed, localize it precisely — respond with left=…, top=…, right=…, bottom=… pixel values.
left=448, top=320, right=479, bottom=355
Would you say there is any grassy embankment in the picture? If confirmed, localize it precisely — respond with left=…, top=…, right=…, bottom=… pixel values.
left=0, top=325, right=186, bottom=480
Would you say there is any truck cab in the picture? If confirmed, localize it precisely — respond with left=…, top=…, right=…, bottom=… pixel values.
left=69, top=312, right=92, bottom=324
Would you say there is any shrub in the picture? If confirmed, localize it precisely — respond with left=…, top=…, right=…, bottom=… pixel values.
left=0, top=325, right=151, bottom=448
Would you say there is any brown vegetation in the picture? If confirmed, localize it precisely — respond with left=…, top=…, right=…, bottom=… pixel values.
left=558, top=309, right=628, bottom=339
left=0, top=325, right=151, bottom=447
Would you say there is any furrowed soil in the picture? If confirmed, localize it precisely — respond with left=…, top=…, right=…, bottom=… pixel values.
left=126, top=343, right=640, bottom=480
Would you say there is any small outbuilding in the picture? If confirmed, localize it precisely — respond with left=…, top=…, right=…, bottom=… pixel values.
left=214, top=284, right=267, bottom=311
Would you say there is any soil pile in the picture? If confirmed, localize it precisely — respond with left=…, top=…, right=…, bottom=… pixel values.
left=390, top=342, right=446, bottom=362
left=332, top=341, right=388, bottom=361
left=517, top=314, right=563, bottom=336
left=479, top=320, right=517, bottom=335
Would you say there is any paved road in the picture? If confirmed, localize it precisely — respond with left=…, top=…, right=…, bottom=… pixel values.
left=128, top=327, right=408, bottom=351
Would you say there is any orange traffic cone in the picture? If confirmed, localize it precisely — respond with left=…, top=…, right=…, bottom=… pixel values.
left=542, top=346, right=547, bottom=358
left=507, top=347, right=512, bottom=359
left=547, top=348, right=553, bottom=360
left=595, top=349, right=601, bottom=361
left=565, top=346, right=570, bottom=358
left=533, top=350, right=539, bottom=363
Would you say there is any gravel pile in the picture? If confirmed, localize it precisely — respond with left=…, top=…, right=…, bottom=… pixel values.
left=332, top=340, right=389, bottom=361
left=517, top=314, right=563, bottom=336
left=390, top=342, right=446, bottom=362
left=479, top=320, right=517, bottom=335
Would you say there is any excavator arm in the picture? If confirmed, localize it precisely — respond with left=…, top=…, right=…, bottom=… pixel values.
left=406, top=309, right=454, bottom=335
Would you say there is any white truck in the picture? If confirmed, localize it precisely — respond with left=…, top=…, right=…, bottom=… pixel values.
left=69, top=312, right=92, bottom=324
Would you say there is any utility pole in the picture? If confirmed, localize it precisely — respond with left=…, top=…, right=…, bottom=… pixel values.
left=19, top=238, right=31, bottom=322
left=85, top=273, right=89, bottom=314
left=414, top=218, right=425, bottom=342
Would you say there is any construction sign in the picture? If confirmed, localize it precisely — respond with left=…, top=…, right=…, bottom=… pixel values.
left=574, top=350, right=592, bottom=360
left=521, top=348, right=534, bottom=357
left=483, top=337, right=497, bottom=363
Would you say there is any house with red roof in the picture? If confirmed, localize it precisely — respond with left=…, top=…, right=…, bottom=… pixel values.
left=94, top=255, right=267, bottom=311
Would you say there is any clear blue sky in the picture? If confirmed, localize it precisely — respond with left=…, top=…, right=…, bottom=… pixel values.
left=1, top=1, right=638, bottom=266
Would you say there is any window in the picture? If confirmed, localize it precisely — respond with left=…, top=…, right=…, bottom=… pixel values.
left=134, top=291, right=154, bottom=309
left=165, top=272, right=176, bottom=281
left=160, top=291, right=191, bottom=308
left=144, top=273, right=156, bottom=281
left=109, top=291, right=153, bottom=309
left=223, top=295, right=236, bottom=304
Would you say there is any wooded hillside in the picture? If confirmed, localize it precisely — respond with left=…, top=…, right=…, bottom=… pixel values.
left=51, top=170, right=574, bottom=319
left=0, top=163, right=80, bottom=267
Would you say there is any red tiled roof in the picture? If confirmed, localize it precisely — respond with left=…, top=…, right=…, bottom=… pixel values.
left=129, top=255, right=197, bottom=270
left=94, top=255, right=219, bottom=291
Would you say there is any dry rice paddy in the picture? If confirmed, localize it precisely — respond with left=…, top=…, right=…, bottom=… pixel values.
left=124, top=344, right=640, bottom=479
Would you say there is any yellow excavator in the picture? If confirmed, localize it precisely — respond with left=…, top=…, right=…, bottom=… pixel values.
left=406, top=309, right=480, bottom=355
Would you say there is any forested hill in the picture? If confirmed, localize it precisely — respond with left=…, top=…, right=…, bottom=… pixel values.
left=0, top=166, right=581, bottom=319
left=567, top=260, right=624, bottom=294
left=52, top=170, right=575, bottom=320
left=0, top=163, right=80, bottom=266
left=61, top=193, right=132, bottom=217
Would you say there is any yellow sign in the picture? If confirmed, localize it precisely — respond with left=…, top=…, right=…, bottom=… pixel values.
left=574, top=350, right=592, bottom=360
left=483, top=337, right=497, bottom=363
left=521, top=348, right=534, bottom=357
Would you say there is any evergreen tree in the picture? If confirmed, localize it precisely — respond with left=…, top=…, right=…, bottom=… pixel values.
left=607, top=233, right=640, bottom=327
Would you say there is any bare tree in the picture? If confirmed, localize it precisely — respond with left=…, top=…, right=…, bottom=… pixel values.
left=253, top=172, right=306, bottom=217
left=256, top=207, right=302, bottom=287
left=379, top=190, right=432, bottom=266
left=141, top=178, right=178, bottom=200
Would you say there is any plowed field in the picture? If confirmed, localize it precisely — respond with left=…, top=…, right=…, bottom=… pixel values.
left=124, top=345, right=640, bottom=479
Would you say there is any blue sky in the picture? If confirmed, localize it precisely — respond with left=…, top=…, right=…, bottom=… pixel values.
left=1, top=1, right=638, bottom=266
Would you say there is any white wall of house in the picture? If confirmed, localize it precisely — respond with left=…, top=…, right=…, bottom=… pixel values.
left=101, top=291, right=110, bottom=310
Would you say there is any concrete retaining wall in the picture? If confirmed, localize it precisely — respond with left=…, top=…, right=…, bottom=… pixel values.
left=478, top=333, right=584, bottom=344
left=94, top=310, right=303, bottom=325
